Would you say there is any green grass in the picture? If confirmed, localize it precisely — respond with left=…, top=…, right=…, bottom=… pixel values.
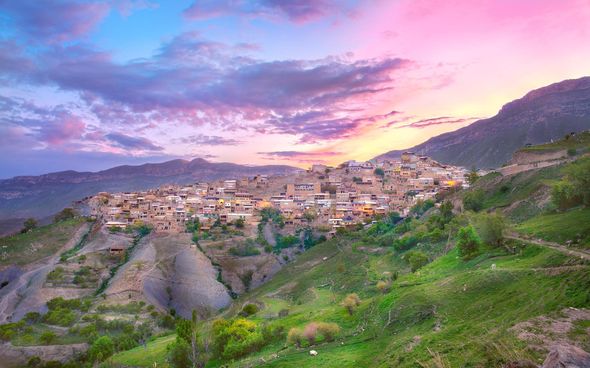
left=0, top=218, right=86, bottom=266
left=520, top=131, right=590, bottom=153
left=111, top=334, right=175, bottom=367
left=517, top=207, right=590, bottom=248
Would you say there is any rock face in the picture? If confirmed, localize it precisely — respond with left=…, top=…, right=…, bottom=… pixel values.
left=542, top=345, right=590, bottom=368
left=375, top=76, right=590, bottom=169
left=0, top=342, right=88, bottom=367
left=0, top=158, right=300, bottom=220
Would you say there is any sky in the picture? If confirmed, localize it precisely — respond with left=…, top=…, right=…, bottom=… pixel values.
left=1, top=0, right=590, bottom=178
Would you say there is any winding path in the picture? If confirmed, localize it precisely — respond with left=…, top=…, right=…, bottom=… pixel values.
left=506, top=234, right=590, bottom=261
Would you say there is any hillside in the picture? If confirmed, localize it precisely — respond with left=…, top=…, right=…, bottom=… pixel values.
left=375, top=77, right=590, bottom=168
left=0, top=158, right=300, bottom=222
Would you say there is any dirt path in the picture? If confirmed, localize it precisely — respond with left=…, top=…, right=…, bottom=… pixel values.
left=506, top=234, right=590, bottom=261
left=0, top=223, right=92, bottom=322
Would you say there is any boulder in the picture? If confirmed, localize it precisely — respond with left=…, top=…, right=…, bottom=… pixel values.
left=542, top=345, right=590, bottom=368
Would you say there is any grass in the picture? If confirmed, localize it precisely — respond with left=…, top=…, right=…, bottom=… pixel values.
left=0, top=218, right=86, bottom=266
left=520, top=131, right=590, bottom=153
left=516, top=207, right=590, bottom=248
left=111, top=334, right=175, bottom=367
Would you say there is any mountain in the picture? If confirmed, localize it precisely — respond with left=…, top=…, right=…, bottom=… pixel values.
left=375, top=76, right=590, bottom=168
left=0, top=158, right=300, bottom=221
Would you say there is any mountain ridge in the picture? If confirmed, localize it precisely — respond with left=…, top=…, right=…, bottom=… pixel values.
left=375, top=76, right=590, bottom=168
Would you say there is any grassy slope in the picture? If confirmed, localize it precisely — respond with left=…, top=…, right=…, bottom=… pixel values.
left=111, top=334, right=175, bottom=367
left=517, top=207, right=590, bottom=248
left=520, top=130, right=590, bottom=152
left=111, top=233, right=590, bottom=368
left=0, top=218, right=86, bottom=267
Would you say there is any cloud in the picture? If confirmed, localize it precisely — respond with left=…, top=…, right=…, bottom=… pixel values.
left=183, top=0, right=346, bottom=23
left=394, top=116, right=479, bottom=129
left=178, top=134, right=243, bottom=146
left=37, top=113, right=86, bottom=145
left=258, top=150, right=340, bottom=158
left=105, top=133, right=163, bottom=151
left=1, top=33, right=412, bottom=143
left=1, top=0, right=110, bottom=43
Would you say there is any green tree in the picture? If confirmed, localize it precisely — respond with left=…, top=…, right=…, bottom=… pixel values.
left=405, top=250, right=429, bottom=272
left=21, top=218, right=38, bottom=233
left=564, top=157, right=590, bottom=206
left=439, top=200, right=454, bottom=224
left=374, top=168, right=385, bottom=178
left=473, top=212, right=506, bottom=247
left=463, top=189, right=485, bottom=212
left=552, top=181, right=578, bottom=210
left=167, top=339, right=192, bottom=368
left=88, top=335, right=115, bottom=362
left=53, top=208, right=77, bottom=223
left=174, top=311, right=210, bottom=368
left=456, top=225, right=481, bottom=260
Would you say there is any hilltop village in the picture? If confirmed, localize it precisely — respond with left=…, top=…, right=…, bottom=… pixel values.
left=91, top=152, right=469, bottom=235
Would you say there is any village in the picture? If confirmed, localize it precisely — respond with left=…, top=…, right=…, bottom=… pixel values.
left=91, top=152, right=469, bottom=237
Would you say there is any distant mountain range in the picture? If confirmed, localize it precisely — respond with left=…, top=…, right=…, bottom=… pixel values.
left=375, top=76, right=590, bottom=168
left=0, top=158, right=300, bottom=221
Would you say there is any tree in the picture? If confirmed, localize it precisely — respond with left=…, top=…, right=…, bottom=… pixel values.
left=405, top=250, right=429, bottom=272
left=463, top=189, right=485, bottom=212
left=53, top=208, right=77, bottom=223
left=564, top=157, right=590, bottom=206
left=342, top=293, right=361, bottom=315
left=167, top=339, right=192, bottom=368
left=465, top=167, right=479, bottom=185
left=176, top=310, right=210, bottom=368
left=234, top=218, right=245, bottom=229
left=88, top=335, right=115, bottom=362
left=287, top=328, right=303, bottom=347
left=552, top=181, right=578, bottom=210
left=21, top=218, right=38, bottom=233
left=303, top=210, right=316, bottom=223
left=439, top=201, right=454, bottom=224
left=374, top=168, right=385, bottom=178
left=302, top=322, right=318, bottom=345
left=456, top=225, right=481, bottom=260
left=316, top=322, right=340, bottom=342
left=473, top=212, right=506, bottom=247
left=376, top=280, right=391, bottom=294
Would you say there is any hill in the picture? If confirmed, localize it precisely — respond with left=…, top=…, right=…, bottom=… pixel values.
left=375, top=77, right=590, bottom=168
left=0, top=158, right=300, bottom=222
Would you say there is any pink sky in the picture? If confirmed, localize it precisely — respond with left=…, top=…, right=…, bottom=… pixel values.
left=1, top=0, right=590, bottom=176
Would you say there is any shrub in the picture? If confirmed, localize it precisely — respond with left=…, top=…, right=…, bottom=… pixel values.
left=44, top=308, right=76, bottom=327
left=167, top=339, right=191, bottom=368
left=88, top=335, right=115, bottom=362
left=473, top=212, right=506, bottom=247
left=278, top=309, right=289, bottom=317
left=21, top=218, right=38, bottom=233
left=39, top=331, right=57, bottom=345
left=240, top=303, right=259, bottom=317
left=567, top=148, right=577, bottom=156
left=287, top=328, right=303, bottom=347
left=392, top=235, right=419, bottom=251
left=552, top=181, right=579, bottom=211
left=376, top=280, right=391, bottom=294
left=302, top=322, right=318, bottom=345
left=405, top=250, right=429, bottom=272
left=456, top=225, right=481, bottom=260
left=54, top=208, right=77, bottom=223
left=212, top=318, right=265, bottom=360
left=24, top=312, right=42, bottom=324
left=463, top=189, right=485, bottom=212
left=317, top=322, right=340, bottom=342
left=342, top=293, right=361, bottom=315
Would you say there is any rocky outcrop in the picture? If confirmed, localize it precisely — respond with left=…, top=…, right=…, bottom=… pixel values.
left=0, top=342, right=88, bottom=367
left=542, top=345, right=590, bottom=368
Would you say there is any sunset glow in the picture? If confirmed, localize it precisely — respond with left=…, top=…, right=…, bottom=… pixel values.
left=1, top=0, right=590, bottom=177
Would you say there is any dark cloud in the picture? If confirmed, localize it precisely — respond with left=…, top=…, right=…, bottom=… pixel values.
left=0, top=0, right=110, bottom=43
left=105, top=133, right=163, bottom=151
left=183, top=0, right=345, bottom=23
left=395, top=116, right=479, bottom=129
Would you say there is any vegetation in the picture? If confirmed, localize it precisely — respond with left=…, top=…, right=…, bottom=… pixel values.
left=455, top=225, right=481, bottom=260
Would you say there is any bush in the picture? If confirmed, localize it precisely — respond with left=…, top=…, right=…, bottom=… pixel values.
left=342, top=293, right=361, bottom=315
left=212, top=318, right=265, bottom=360
left=53, top=208, right=77, bottom=223
left=473, top=212, right=506, bottom=247
left=376, top=280, right=391, bottom=294
left=287, top=328, right=303, bottom=347
left=302, top=322, right=318, bottom=345
left=39, top=331, right=57, bottom=345
left=240, top=303, right=259, bottom=317
left=44, top=308, right=76, bottom=327
left=405, top=250, right=429, bottom=272
left=563, top=157, right=590, bottom=206
left=167, top=339, right=191, bottom=368
left=88, top=335, right=114, bottom=362
left=392, top=235, right=419, bottom=251
left=463, top=189, right=485, bottom=212
left=456, top=225, right=481, bottom=260
left=317, top=322, right=340, bottom=342
left=552, top=181, right=579, bottom=211
left=567, top=148, right=577, bottom=156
